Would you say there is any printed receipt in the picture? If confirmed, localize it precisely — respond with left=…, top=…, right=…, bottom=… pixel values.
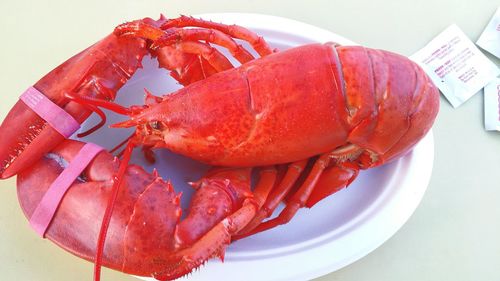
left=411, top=24, right=499, bottom=108
left=484, top=78, right=500, bottom=131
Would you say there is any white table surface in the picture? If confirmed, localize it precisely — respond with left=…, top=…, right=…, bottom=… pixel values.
left=0, top=1, right=499, bottom=281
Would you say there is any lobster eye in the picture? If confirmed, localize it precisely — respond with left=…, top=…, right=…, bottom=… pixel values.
left=149, top=121, right=162, bottom=130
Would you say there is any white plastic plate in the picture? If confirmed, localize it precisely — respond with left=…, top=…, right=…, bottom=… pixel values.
left=78, top=13, right=434, bottom=281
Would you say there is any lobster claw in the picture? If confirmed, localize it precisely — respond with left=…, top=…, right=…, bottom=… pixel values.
left=16, top=139, right=258, bottom=279
left=0, top=17, right=229, bottom=180
left=16, top=140, right=183, bottom=276
left=0, top=99, right=67, bottom=179
left=0, top=33, right=150, bottom=179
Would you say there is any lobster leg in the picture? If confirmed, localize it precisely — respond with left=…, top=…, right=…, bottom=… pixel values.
left=113, top=19, right=165, bottom=40
left=151, top=28, right=256, bottom=63
left=237, top=160, right=307, bottom=236
left=305, top=162, right=359, bottom=208
left=251, top=166, right=279, bottom=208
left=169, top=41, right=234, bottom=71
left=114, top=20, right=219, bottom=85
left=236, top=154, right=331, bottom=238
left=116, top=21, right=234, bottom=72
left=161, top=15, right=274, bottom=56
left=237, top=145, right=363, bottom=238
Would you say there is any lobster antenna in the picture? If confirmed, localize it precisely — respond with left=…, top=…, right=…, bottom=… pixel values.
left=76, top=103, right=107, bottom=138
left=65, top=92, right=131, bottom=116
left=109, top=133, right=135, bottom=155
left=93, top=140, right=135, bottom=281
left=64, top=91, right=134, bottom=139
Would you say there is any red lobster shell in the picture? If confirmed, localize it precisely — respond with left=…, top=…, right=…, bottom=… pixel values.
left=0, top=15, right=439, bottom=280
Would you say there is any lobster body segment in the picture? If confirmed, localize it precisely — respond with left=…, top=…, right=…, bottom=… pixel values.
left=126, top=43, right=350, bottom=166
left=124, top=43, right=438, bottom=168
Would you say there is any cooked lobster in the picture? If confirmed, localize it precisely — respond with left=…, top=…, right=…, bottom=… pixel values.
left=0, top=15, right=439, bottom=281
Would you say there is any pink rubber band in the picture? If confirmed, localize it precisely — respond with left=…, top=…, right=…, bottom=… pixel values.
left=20, top=86, right=80, bottom=138
left=29, top=142, right=104, bottom=237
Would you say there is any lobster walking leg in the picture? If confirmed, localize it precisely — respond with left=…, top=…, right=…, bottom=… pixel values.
left=114, top=19, right=223, bottom=85
left=115, top=21, right=233, bottom=71
left=305, top=163, right=359, bottom=208
left=151, top=28, right=256, bottom=63
left=161, top=15, right=274, bottom=56
left=236, top=146, right=363, bottom=239
left=251, top=166, right=279, bottom=209
left=116, top=18, right=270, bottom=73
left=237, top=160, right=307, bottom=235
left=236, top=154, right=332, bottom=238
left=170, top=41, right=234, bottom=71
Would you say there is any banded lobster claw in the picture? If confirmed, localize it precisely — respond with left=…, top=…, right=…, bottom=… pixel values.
left=0, top=33, right=149, bottom=179
left=0, top=16, right=222, bottom=180
left=16, top=139, right=261, bottom=280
